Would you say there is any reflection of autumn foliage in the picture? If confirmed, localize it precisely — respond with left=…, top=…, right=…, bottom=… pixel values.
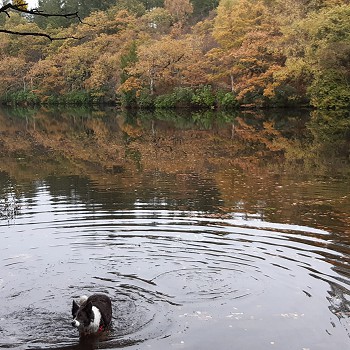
left=0, top=108, right=337, bottom=178
left=0, top=108, right=286, bottom=177
left=1, top=108, right=349, bottom=233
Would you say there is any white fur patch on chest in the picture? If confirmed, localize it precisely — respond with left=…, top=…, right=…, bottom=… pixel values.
left=85, top=306, right=101, bottom=333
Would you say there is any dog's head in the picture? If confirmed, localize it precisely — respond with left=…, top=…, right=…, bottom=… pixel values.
left=71, top=299, right=93, bottom=331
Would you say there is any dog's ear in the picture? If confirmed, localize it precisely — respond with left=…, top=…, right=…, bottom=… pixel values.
left=84, top=301, right=93, bottom=317
left=72, top=300, right=79, bottom=317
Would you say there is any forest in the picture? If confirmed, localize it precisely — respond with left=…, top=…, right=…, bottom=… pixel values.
left=0, top=0, right=350, bottom=110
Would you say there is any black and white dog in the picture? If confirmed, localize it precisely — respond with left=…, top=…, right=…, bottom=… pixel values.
left=71, top=294, right=112, bottom=336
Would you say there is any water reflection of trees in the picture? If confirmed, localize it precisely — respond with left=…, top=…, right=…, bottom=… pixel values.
left=0, top=107, right=349, bottom=232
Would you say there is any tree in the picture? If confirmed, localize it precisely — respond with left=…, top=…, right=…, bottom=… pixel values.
left=0, top=55, right=28, bottom=96
left=164, top=0, right=193, bottom=23
left=120, top=34, right=205, bottom=97
left=304, top=5, right=350, bottom=109
left=271, top=3, right=350, bottom=109
left=113, top=0, right=146, bottom=17
left=141, top=7, right=173, bottom=34
left=191, top=0, right=219, bottom=19
left=209, top=0, right=284, bottom=105
left=34, top=0, right=70, bottom=28
left=59, top=0, right=117, bottom=19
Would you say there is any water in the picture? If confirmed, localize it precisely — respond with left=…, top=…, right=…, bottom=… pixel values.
left=0, top=108, right=350, bottom=349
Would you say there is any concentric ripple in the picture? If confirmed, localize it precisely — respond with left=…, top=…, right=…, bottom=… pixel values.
left=0, top=187, right=350, bottom=349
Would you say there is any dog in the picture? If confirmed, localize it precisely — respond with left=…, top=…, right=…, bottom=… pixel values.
left=71, top=294, right=112, bottom=336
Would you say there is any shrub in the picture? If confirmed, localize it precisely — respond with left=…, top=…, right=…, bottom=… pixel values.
left=137, top=89, right=155, bottom=109
left=216, top=90, right=239, bottom=110
left=191, top=85, right=216, bottom=109
left=308, top=70, right=350, bottom=110
left=154, top=93, right=177, bottom=109
left=64, top=91, right=91, bottom=105
left=172, top=87, right=194, bottom=107
left=2, top=90, right=40, bottom=105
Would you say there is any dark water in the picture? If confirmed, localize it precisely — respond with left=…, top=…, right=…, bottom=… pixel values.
left=0, top=107, right=350, bottom=349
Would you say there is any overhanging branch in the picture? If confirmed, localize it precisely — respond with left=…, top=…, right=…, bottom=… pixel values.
left=0, top=2, right=86, bottom=40
left=0, top=3, right=83, bottom=22
left=0, top=29, right=81, bottom=41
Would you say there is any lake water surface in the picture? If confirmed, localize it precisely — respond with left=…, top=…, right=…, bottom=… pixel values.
left=0, top=107, right=350, bottom=349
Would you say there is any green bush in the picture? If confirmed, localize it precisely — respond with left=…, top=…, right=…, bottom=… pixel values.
left=1, top=90, right=40, bottom=105
left=155, top=87, right=195, bottom=109
left=172, top=87, right=194, bottom=107
left=64, top=91, right=92, bottom=105
left=154, top=93, right=177, bottom=109
left=216, top=90, right=239, bottom=110
left=137, top=89, right=155, bottom=109
left=308, top=70, right=350, bottom=110
left=120, top=90, right=137, bottom=108
left=191, top=85, right=216, bottom=109
left=43, top=95, right=61, bottom=105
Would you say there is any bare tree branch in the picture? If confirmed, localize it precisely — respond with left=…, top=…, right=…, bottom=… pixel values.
left=0, top=28, right=81, bottom=41
left=0, top=3, right=83, bottom=21
left=0, top=2, right=85, bottom=40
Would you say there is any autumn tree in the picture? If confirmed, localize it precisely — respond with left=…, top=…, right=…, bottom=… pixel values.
left=269, top=2, right=350, bottom=109
left=164, top=0, right=193, bottom=23
left=208, top=0, right=284, bottom=105
left=26, top=8, right=138, bottom=103
left=120, top=34, right=205, bottom=97
left=299, top=5, right=350, bottom=109
left=141, top=7, right=173, bottom=34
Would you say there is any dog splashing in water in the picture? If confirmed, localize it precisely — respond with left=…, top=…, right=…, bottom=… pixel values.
left=71, top=294, right=112, bottom=337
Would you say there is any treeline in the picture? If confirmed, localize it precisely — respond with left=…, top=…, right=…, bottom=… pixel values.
left=0, top=0, right=349, bottom=110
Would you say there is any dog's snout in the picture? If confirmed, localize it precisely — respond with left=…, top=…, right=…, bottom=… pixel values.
left=71, top=320, right=79, bottom=327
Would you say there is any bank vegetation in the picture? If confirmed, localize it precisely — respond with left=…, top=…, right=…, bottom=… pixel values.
left=1, top=0, right=350, bottom=110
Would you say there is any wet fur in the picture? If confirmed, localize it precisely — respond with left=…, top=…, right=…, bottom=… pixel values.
left=72, top=294, right=112, bottom=336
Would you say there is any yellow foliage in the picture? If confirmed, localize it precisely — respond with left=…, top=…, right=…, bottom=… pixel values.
left=12, top=0, right=28, bottom=10
left=118, top=77, right=142, bottom=93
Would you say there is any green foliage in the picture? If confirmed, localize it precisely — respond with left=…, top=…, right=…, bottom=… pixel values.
left=216, top=90, right=239, bottom=110
left=113, top=0, right=146, bottom=16
left=1, top=90, right=94, bottom=106
left=63, top=0, right=117, bottom=19
left=140, top=0, right=164, bottom=10
left=120, top=42, right=138, bottom=108
left=151, top=87, right=240, bottom=110
left=308, top=70, right=350, bottom=110
left=154, top=87, right=194, bottom=109
left=1, top=90, right=40, bottom=105
left=120, top=91, right=137, bottom=108
left=154, top=93, right=177, bottom=109
left=141, top=7, right=173, bottom=34
left=34, top=0, right=68, bottom=28
left=2, top=0, right=350, bottom=112
left=283, top=4, right=350, bottom=109
left=191, top=86, right=216, bottom=109
left=191, top=0, right=219, bottom=19
left=64, top=91, right=92, bottom=105
left=172, top=87, right=195, bottom=107
left=137, top=89, right=155, bottom=109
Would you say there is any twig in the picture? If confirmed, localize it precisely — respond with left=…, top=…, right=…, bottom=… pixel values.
left=0, top=29, right=81, bottom=41
left=0, top=3, right=89, bottom=40
left=0, top=3, right=83, bottom=23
